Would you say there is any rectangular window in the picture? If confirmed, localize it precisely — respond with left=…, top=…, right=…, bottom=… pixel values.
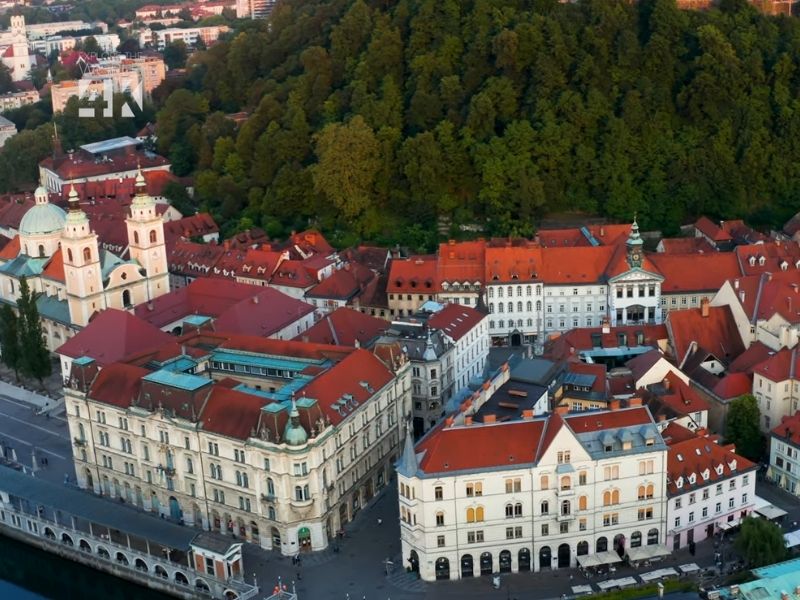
left=506, top=527, right=514, bottom=540
left=435, top=486, right=443, bottom=501
left=437, top=535, right=445, bottom=548
left=541, top=524, right=549, bottom=536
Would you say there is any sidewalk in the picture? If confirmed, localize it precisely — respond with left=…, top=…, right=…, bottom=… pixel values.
left=0, top=379, right=62, bottom=412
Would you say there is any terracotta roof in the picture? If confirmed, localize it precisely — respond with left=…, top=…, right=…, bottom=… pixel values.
left=296, top=307, right=387, bottom=347
left=543, top=323, right=668, bottom=362
left=657, top=238, right=715, bottom=254
left=0, top=195, right=35, bottom=231
left=41, top=248, right=65, bottom=282
left=728, top=341, right=774, bottom=374
left=212, top=288, right=315, bottom=338
left=167, top=239, right=225, bottom=277
left=735, top=242, right=800, bottom=276
left=87, top=362, right=150, bottom=408
left=642, top=371, right=710, bottom=419
left=536, top=223, right=631, bottom=247
left=667, top=305, right=745, bottom=365
left=417, top=420, right=546, bottom=473
left=665, top=426, right=756, bottom=496
left=201, top=386, right=266, bottom=440
left=295, top=349, right=395, bottom=426
left=305, top=263, right=374, bottom=301
left=772, top=411, right=800, bottom=447
left=719, top=220, right=768, bottom=245
left=484, top=244, right=542, bottom=283
left=603, top=243, right=662, bottom=280
left=387, top=256, right=439, bottom=293
left=135, top=277, right=264, bottom=328
left=538, top=246, right=616, bottom=284
left=710, top=372, right=752, bottom=400
left=626, top=350, right=664, bottom=382
left=563, top=361, right=607, bottom=395
left=213, top=334, right=352, bottom=362
left=727, top=271, right=800, bottom=324
left=651, top=253, right=741, bottom=294
left=283, top=229, right=333, bottom=256
left=57, top=308, right=173, bottom=365
left=163, top=213, right=219, bottom=241
left=59, top=171, right=178, bottom=201
left=0, top=235, right=20, bottom=260
left=753, top=347, right=799, bottom=383
left=661, top=421, right=699, bottom=445
left=40, top=146, right=169, bottom=180
left=340, top=246, right=390, bottom=273
left=536, top=411, right=564, bottom=461
left=564, top=406, right=654, bottom=433
left=695, top=217, right=732, bottom=243
left=270, top=259, right=320, bottom=289
left=437, top=240, right=486, bottom=283
left=427, top=304, right=486, bottom=342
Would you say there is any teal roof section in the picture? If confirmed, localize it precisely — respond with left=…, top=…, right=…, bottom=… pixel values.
left=143, top=369, right=211, bottom=392
left=37, top=294, right=71, bottom=326
left=73, top=356, right=96, bottom=366
left=234, top=376, right=312, bottom=403
left=296, top=396, right=317, bottom=409
left=160, top=356, right=198, bottom=373
left=0, top=255, right=49, bottom=278
left=720, top=557, right=800, bottom=599
left=184, top=315, right=211, bottom=326
left=212, top=349, right=322, bottom=373
left=19, top=202, right=66, bottom=236
left=100, top=249, right=137, bottom=282
left=262, top=403, right=286, bottom=414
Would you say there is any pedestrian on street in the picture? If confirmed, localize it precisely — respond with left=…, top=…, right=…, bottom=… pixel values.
left=377, top=518, right=382, bottom=525
left=296, top=571, right=301, bottom=581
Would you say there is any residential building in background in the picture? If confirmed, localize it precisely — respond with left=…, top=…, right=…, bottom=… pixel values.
left=0, top=88, right=38, bottom=112
left=65, top=333, right=412, bottom=555
left=0, top=114, right=16, bottom=147
left=138, top=25, right=230, bottom=49
left=769, top=411, right=800, bottom=495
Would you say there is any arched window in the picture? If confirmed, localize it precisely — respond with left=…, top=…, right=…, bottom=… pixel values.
left=488, top=288, right=494, bottom=298
left=475, top=506, right=484, bottom=522
left=646, top=484, right=654, bottom=499
left=507, top=302, right=513, bottom=313
left=517, top=302, right=523, bottom=312
left=294, top=486, right=303, bottom=501
left=612, top=489, right=620, bottom=504
left=268, top=506, right=276, bottom=520
left=526, top=301, right=532, bottom=311
left=516, top=286, right=522, bottom=296
left=540, top=475, right=549, bottom=490
left=603, top=491, right=611, bottom=506
left=560, top=476, right=571, bottom=490
left=541, top=500, right=549, bottom=515
left=149, top=230, right=157, bottom=243
left=466, top=508, right=475, bottom=523
left=134, top=231, right=139, bottom=244
left=67, top=248, right=73, bottom=262
left=498, top=304, right=504, bottom=313
left=505, top=504, right=513, bottom=518
left=536, top=300, right=542, bottom=310
left=638, top=485, right=646, bottom=500
left=267, top=478, right=275, bottom=496
left=561, top=500, right=571, bottom=516
left=83, top=247, right=91, bottom=261
left=647, top=528, right=659, bottom=545
left=514, top=503, right=522, bottom=517
left=578, top=495, right=588, bottom=511
left=38, top=244, right=45, bottom=258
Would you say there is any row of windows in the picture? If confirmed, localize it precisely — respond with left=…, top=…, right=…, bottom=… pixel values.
left=674, top=494, right=748, bottom=527
left=488, top=286, right=541, bottom=298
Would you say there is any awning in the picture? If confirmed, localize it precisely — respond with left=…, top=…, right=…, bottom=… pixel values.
left=577, top=550, right=624, bottom=568
left=755, top=504, right=788, bottom=521
left=678, top=563, right=701, bottom=574
left=625, top=544, right=671, bottom=562
left=718, top=520, right=737, bottom=531
left=784, top=531, right=800, bottom=548
left=571, top=585, right=593, bottom=596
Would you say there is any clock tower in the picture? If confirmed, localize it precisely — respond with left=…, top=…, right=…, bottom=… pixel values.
left=626, top=218, right=644, bottom=269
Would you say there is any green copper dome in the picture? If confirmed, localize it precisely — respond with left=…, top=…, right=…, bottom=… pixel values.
left=20, top=192, right=66, bottom=237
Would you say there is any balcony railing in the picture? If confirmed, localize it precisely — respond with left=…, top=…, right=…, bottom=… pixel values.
left=73, top=437, right=87, bottom=447
left=556, top=487, right=574, bottom=497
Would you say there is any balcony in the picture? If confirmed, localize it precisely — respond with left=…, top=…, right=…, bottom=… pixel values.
left=260, top=493, right=276, bottom=503
left=556, top=486, right=574, bottom=497
left=73, top=437, right=87, bottom=447
left=290, top=496, right=314, bottom=509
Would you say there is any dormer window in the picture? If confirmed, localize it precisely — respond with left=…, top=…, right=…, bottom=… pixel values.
left=688, top=473, right=696, bottom=484
left=729, top=459, right=737, bottom=471
left=758, top=256, right=766, bottom=266
left=676, top=477, right=683, bottom=488
left=781, top=261, right=789, bottom=271
left=749, top=256, right=756, bottom=266
left=716, top=464, right=724, bottom=476
left=702, top=469, right=710, bottom=481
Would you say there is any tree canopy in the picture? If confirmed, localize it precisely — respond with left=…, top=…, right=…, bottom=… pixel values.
left=735, top=516, right=788, bottom=568
left=146, top=0, right=800, bottom=246
left=726, top=394, right=764, bottom=461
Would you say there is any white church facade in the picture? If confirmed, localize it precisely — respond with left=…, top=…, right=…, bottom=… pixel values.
left=0, top=171, right=170, bottom=352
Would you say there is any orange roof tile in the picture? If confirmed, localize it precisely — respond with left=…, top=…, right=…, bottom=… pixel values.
left=437, top=240, right=486, bottom=283
left=772, top=411, right=800, bottom=448
left=651, top=253, right=741, bottom=294
left=41, top=248, right=65, bottom=282
left=296, top=307, right=387, bottom=347
left=695, top=217, right=732, bottom=243
left=666, top=305, right=745, bottom=364
left=0, top=234, right=20, bottom=260
left=427, top=304, right=486, bottom=341
left=387, top=256, right=439, bottom=293
left=657, top=238, right=715, bottom=254
left=485, top=244, right=542, bottom=283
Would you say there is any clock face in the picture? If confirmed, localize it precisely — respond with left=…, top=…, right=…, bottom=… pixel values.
left=632, top=252, right=641, bottom=262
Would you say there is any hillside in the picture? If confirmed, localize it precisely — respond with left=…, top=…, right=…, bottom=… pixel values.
left=31, top=0, right=800, bottom=248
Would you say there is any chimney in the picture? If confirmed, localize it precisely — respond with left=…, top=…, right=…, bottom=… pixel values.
left=448, top=239, right=455, bottom=246
left=627, top=397, right=642, bottom=407
left=662, top=377, right=671, bottom=390
left=555, top=405, right=569, bottom=415
left=734, top=279, right=739, bottom=290
left=658, top=414, right=667, bottom=422
left=700, top=297, right=710, bottom=318
left=608, top=399, right=621, bottom=410
left=465, top=416, right=473, bottom=426
left=253, top=295, right=259, bottom=304
left=739, top=290, right=746, bottom=304
left=695, top=427, right=708, bottom=437
left=522, top=409, right=534, bottom=420
left=483, top=414, right=496, bottom=424
left=601, top=316, right=611, bottom=334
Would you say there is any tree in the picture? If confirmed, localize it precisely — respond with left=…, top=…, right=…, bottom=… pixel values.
left=726, top=395, right=764, bottom=461
left=17, top=277, right=51, bottom=384
left=0, top=63, right=12, bottom=94
left=0, top=304, right=21, bottom=380
left=163, top=40, right=188, bottom=70
left=735, top=516, right=787, bottom=568
left=82, top=36, right=101, bottom=56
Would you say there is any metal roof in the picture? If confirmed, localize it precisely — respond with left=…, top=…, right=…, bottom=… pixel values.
left=142, top=368, right=211, bottom=391
left=0, top=467, right=196, bottom=550
left=80, top=136, right=139, bottom=155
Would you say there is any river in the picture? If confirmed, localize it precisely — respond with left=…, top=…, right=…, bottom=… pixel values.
left=0, top=534, right=171, bottom=600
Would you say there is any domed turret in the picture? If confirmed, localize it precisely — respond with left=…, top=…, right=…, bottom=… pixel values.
left=19, top=187, right=66, bottom=238
left=283, top=398, right=308, bottom=446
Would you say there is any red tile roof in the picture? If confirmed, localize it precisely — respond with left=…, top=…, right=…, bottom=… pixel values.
left=57, top=308, right=173, bottom=364
left=41, top=248, right=65, bottom=282
left=564, top=361, right=607, bottom=394
left=167, top=239, right=225, bottom=278
left=735, top=242, right=800, bottom=277
left=0, top=235, right=20, bottom=261
left=212, top=288, right=315, bottom=338
left=296, top=307, right=387, bottom=347
left=543, top=324, right=668, bottom=362
left=163, top=213, right=219, bottom=241
left=695, top=217, right=732, bottom=243
left=40, top=146, right=170, bottom=180
left=729, top=271, right=800, bottom=324
left=485, top=244, right=542, bottom=283
left=295, top=349, right=395, bottom=425
left=643, top=371, right=710, bottom=418
left=427, top=304, right=486, bottom=342
left=305, top=263, right=374, bottom=301
left=0, top=195, right=34, bottom=231
left=651, top=252, right=742, bottom=294
left=201, top=386, right=266, bottom=440
left=270, top=258, right=321, bottom=289
left=537, top=223, right=631, bottom=247
left=59, top=170, right=179, bottom=202
left=728, top=341, right=774, bottom=374
left=417, top=420, right=546, bottom=473
left=564, top=406, right=654, bottom=433
left=661, top=421, right=699, bottom=445
left=88, top=362, right=151, bottom=408
left=657, top=238, right=715, bottom=254
left=135, top=277, right=264, bottom=328
left=538, top=246, right=616, bottom=284
left=387, top=256, right=439, bottom=293
left=753, top=347, right=798, bottom=383
left=626, top=349, right=664, bottom=382
left=710, top=372, right=752, bottom=400
left=666, top=305, right=745, bottom=364
left=438, top=240, right=486, bottom=283
left=665, top=426, right=755, bottom=495
left=772, top=411, right=800, bottom=447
